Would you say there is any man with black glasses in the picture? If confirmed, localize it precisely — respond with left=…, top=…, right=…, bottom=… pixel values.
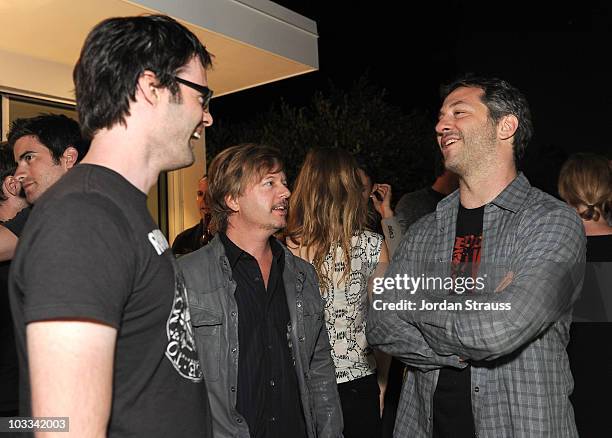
left=10, top=15, right=214, bottom=437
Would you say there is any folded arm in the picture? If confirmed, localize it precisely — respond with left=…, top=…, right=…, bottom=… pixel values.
left=366, top=237, right=465, bottom=371
left=413, top=207, right=586, bottom=361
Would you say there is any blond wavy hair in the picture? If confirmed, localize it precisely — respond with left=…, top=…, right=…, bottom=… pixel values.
left=286, top=148, right=368, bottom=288
left=558, top=153, right=612, bottom=222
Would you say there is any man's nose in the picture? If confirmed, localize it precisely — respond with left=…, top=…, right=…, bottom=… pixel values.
left=435, top=114, right=453, bottom=136
left=14, top=166, right=26, bottom=182
left=202, top=110, right=213, bottom=127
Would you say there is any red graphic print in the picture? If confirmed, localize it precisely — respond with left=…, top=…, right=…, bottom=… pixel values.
left=451, top=234, right=482, bottom=283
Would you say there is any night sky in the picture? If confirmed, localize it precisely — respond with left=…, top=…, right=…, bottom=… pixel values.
left=212, top=2, right=611, bottom=194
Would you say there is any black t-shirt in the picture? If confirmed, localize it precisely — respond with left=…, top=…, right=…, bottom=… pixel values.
left=9, top=165, right=211, bottom=437
left=433, top=204, right=483, bottom=438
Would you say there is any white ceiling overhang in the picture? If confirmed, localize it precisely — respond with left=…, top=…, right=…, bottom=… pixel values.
left=0, top=0, right=318, bottom=103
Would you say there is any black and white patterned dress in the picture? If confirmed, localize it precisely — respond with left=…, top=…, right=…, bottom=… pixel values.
left=319, top=230, right=383, bottom=383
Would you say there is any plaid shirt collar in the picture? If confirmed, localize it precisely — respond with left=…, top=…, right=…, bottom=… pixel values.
left=436, top=171, right=530, bottom=217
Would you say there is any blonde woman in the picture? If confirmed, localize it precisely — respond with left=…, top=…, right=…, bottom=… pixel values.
left=558, top=152, right=612, bottom=437
left=286, top=148, right=389, bottom=437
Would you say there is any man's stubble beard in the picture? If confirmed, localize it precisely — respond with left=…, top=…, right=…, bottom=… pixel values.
left=446, top=123, right=498, bottom=178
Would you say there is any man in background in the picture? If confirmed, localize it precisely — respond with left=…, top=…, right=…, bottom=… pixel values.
left=0, top=114, right=85, bottom=262
left=394, top=155, right=458, bottom=234
left=366, top=153, right=458, bottom=259
left=172, top=174, right=214, bottom=255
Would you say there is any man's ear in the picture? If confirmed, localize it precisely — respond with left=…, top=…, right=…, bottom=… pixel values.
left=498, top=114, right=519, bottom=141
left=4, top=176, right=20, bottom=197
left=225, top=194, right=240, bottom=212
left=61, top=146, right=79, bottom=169
left=136, top=70, right=161, bottom=106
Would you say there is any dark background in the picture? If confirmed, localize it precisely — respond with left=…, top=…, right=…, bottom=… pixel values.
left=211, top=2, right=612, bottom=196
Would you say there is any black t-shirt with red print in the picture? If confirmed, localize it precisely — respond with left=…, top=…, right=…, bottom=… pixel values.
left=433, top=204, right=484, bottom=438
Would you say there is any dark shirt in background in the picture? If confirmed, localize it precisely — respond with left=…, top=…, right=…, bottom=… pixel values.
left=172, top=215, right=213, bottom=256
left=395, top=187, right=446, bottom=234
left=0, top=258, right=18, bottom=416
left=4, top=207, right=31, bottom=238
left=567, top=233, right=612, bottom=437
left=0, top=206, right=30, bottom=416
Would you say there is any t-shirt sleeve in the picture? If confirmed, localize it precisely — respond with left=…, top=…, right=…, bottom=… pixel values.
left=14, top=194, right=135, bottom=328
left=4, top=206, right=31, bottom=237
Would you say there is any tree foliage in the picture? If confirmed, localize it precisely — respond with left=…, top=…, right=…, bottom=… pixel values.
left=207, top=76, right=440, bottom=199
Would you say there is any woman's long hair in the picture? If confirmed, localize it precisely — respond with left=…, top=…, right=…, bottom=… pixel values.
left=286, top=148, right=368, bottom=289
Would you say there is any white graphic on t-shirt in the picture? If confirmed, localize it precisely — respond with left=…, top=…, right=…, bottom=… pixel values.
left=148, top=229, right=169, bottom=255
left=165, top=270, right=203, bottom=382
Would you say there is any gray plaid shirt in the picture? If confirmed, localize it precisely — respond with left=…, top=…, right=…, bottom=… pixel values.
left=367, top=173, right=586, bottom=438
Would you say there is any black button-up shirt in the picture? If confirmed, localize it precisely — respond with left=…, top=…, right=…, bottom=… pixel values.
left=220, top=233, right=307, bottom=438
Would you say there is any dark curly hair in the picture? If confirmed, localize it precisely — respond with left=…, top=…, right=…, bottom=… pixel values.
left=441, top=75, right=533, bottom=165
left=74, top=15, right=213, bottom=139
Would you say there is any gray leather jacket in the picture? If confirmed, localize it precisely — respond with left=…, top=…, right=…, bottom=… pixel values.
left=179, top=236, right=343, bottom=438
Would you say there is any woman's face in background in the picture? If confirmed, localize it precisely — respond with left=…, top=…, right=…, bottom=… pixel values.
left=357, top=168, right=373, bottom=205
